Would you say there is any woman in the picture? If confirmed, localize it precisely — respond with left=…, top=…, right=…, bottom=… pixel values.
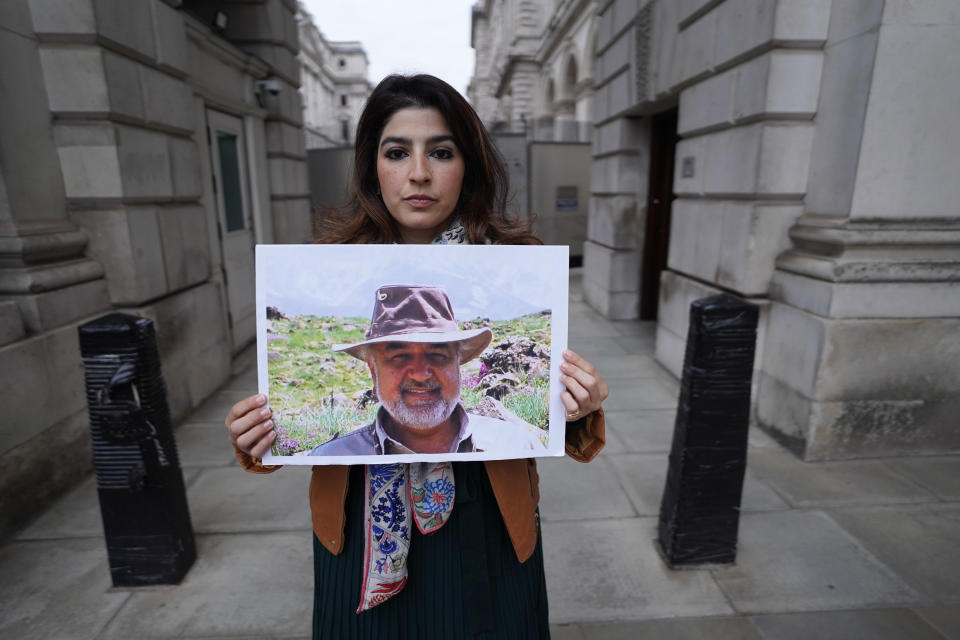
left=226, top=74, right=609, bottom=639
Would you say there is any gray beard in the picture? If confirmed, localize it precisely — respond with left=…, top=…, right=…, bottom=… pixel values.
left=374, top=370, right=460, bottom=431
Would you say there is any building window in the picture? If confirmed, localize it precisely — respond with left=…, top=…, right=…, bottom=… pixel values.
left=341, top=94, right=347, bottom=107
left=341, top=120, right=349, bottom=142
left=338, top=58, right=346, bottom=68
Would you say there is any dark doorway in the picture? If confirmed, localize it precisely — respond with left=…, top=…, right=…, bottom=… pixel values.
left=640, top=107, right=678, bottom=320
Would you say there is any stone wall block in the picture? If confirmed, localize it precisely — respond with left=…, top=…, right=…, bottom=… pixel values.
left=731, top=52, right=771, bottom=120
left=819, top=317, right=960, bottom=401
left=655, top=269, right=722, bottom=375
left=764, top=50, right=823, bottom=115
left=151, top=0, right=188, bottom=74
left=15, top=278, right=111, bottom=334
left=140, top=66, right=194, bottom=132
left=774, top=0, right=831, bottom=42
left=243, top=43, right=299, bottom=84
left=267, top=157, right=309, bottom=198
left=265, top=121, right=305, bottom=157
left=583, top=239, right=641, bottom=292
left=587, top=195, right=641, bottom=249
left=827, top=0, right=885, bottom=43
left=0, top=301, right=25, bottom=347
left=157, top=205, right=210, bottom=292
left=757, top=123, right=813, bottom=196
left=677, top=0, right=718, bottom=26
left=226, top=1, right=288, bottom=43
left=0, top=323, right=86, bottom=452
left=102, top=50, right=145, bottom=120
left=721, top=203, right=801, bottom=294
left=606, top=70, right=634, bottom=118
left=28, top=0, right=95, bottom=35
left=116, top=125, right=173, bottom=198
left=39, top=46, right=109, bottom=113
left=849, top=19, right=960, bottom=219
left=666, top=199, right=721, bottom=283
left=132, top=281, right=231, bottom=422
left=713, top=0, right=776, bottom=68
left=678, top=65, right=735, bottom=134
left=804, top=28, right=878, bottom=216
left=93, top=0, right=156, bottom=60
left=169, top=136, right=202, bottom=199
left=70, top=207, right=167, bottom=303
left=269, top=197, right=312, bottom=244
left=667, top=9, right=716, bottom=91
left=673, top=136, right=705, bottom=195
left=57, top=145, right=123, bottom=199
left=701, top=123, right=762, bottom=195
left=597, top=30, right=631, bottom=86
left=597, top=5, right=614, bottom=51
left=613, top=0, right=640, bottom=27
left=590, top=153, right=643, bottom=195
left=759, top=301, right=825, bottom=400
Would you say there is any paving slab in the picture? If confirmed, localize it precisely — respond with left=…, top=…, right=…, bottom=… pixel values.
left=602, top=376, right=679, bottom=412
left=573, top=616, right=764, bottom=639
left=588, top=353, right=675, bottom=379
left=611, top=320, right=657, bottom=338
left=568, top=336, right=632, bottom=358
left=613, top=334, right=657, bottom=354
left=0, top=537, right=130, bottom=639
left=746, top=447, right=938, bottom=507
left=222, top=367, right=258, bottom=392
left=187, top=388, right=252, bottom=422
left=543, top=517, right=733, bottom=624
left=568, top=308, right=624, bottom=338
left=174, top=421, right=238, bottom=467
left=609, top=453, right=789, bottom=517
left=606, top=409, right=676, bottom=453
left=99, top=532, right=314, bottom=639
left=749, top=608, right=947, bottom=640
left=537, top=455, right=637, bottom=521
left=549, top=623, right=587, bottom=640
left=913, top=605, right=960, bottom=639
left=187, top=467, right=312, bottom=533
left=827, top=504, right=960, bottom=600
left=16, top=468, right=201, bottom=541
left=712, top=510, right=921, bottom=614
left=882, top=456, right=960, bottom=501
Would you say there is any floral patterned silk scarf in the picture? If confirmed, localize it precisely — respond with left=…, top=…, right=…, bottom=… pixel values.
left=357, top=220, right=471, bottom=612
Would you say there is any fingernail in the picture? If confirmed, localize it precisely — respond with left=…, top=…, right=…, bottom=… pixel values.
left=564, top=349, right=573, bottom=358
left=264, top=419, right=274, bottom=429
left=260, top=407, right=271, bottom=418
left=255, top=394, right=266, bottom=404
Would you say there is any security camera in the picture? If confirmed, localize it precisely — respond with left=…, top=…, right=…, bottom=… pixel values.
left=258, top=79, right=282, bottom=96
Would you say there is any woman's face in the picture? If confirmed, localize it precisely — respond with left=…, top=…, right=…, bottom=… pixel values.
left=376, top=107, right=465, bottom=244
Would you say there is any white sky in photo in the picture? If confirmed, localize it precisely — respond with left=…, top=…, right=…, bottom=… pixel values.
left=258, top=245, right=568, bottom=320
left=299, top=0, right=478, bottom=97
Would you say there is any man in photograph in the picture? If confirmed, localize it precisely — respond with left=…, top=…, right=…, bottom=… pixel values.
left=309, top=284, right=546, bottom=456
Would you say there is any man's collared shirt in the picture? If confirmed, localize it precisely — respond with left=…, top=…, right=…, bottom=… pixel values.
left=309, top=403, right=545, bottom=456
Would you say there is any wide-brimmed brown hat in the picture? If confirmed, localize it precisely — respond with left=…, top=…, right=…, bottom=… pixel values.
left=333, top=285, right=492, bottom=362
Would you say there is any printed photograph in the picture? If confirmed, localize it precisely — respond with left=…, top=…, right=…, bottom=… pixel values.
left=257, top=244, right=569, bottom=465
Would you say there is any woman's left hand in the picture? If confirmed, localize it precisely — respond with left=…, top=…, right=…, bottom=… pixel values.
left=559, top=349, right=609, bottom=421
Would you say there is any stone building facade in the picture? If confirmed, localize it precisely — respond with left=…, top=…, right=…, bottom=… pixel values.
left=297, top=3, right=371, bottom=149
left=469, top=0, right=598, bottom=143
left=0, top=0, right=314, bottom=536
left=472, top=0, right=960, bottom=460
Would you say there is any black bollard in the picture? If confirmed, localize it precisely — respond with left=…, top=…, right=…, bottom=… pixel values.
left=657, top=293, right=759, bottom=566
left=78, top=313, right=196, bottom=586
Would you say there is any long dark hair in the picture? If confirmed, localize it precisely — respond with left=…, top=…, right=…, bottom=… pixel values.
left=315, top=74, right=538, bottom=245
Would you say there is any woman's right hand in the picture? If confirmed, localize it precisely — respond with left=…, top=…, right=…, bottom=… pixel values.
left=225, top=394, right=276, bottom=459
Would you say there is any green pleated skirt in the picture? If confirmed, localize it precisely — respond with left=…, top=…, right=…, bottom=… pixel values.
left=313, top=463, right=550, bottom=640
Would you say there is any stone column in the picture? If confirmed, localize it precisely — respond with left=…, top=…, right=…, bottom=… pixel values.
left=0, top=2, right=110, bottom=335
left=758, top=2, right=960, bottom=459
left=583, top=116, right=648, bottom=318
left=224, top=0, right=310, bottom=243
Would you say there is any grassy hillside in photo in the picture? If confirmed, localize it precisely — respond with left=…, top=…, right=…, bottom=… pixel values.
left=266, top=309, right=551, bottom=455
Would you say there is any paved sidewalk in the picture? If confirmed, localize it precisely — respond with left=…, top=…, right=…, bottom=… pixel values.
left=2, top=273, right=959, bottom=639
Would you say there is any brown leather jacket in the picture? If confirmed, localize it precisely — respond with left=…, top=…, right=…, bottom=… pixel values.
left=236, top=408, right=604, bottom=563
